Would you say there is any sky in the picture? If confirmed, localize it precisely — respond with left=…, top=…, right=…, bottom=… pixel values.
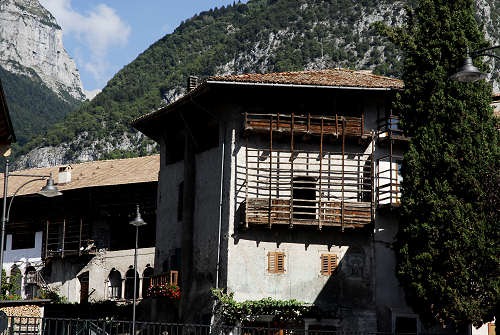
left=38, top=0, right=248, bottom=96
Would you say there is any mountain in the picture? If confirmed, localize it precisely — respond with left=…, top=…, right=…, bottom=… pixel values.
left=15, top=0, right=499, bottom=168
left=0, top=0, right=86, bottom=100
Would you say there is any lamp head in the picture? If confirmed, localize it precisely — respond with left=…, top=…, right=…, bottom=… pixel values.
left=37, top=174, right=62, bottom=198
left=129, top=204, right=147, bottom=227
left=450, top=56, right=487, bottom=82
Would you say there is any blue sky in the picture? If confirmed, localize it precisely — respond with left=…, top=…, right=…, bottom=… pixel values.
left=38, top=0, right=248, bottom=95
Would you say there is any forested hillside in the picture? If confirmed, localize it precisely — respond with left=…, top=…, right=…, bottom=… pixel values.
left=15, top=0, right=499, bottom=168
left=0, top=66, right=79, bottom=148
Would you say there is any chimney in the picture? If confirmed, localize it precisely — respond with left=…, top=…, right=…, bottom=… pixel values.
left=187, top=76, right=198, bottom=92
left=58, top=165, right=72, bottom=184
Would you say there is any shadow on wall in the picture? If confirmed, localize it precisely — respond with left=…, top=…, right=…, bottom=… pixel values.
left=233, top=225, right=373, bottom=315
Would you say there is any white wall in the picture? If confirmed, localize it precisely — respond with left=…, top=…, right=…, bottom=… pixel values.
left=2, top=231, right=43, bottom=299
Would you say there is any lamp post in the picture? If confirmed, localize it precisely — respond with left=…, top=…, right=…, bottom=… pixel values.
left=129, top=204, right=147, bottom=335
left=450, top=45, right=500, bottom=82
left=0, top=159, right=62, bottom=295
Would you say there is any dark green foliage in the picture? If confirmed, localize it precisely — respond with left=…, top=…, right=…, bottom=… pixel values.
left=1, top=269, right=21, bottom=300
left=379, top=0, right=499, bottom=328
left=0, top=65, right=79, bottom=148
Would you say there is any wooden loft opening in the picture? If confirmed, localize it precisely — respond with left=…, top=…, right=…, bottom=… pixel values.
left=241, top=113, right=375, bottom=231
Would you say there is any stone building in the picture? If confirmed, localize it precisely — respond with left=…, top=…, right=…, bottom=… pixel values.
left=132, top=69, right=438, bottom=333
left=0, top=155, right=159, bottom=302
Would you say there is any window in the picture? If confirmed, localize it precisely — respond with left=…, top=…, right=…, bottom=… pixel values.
left=293, top=176, right=316, bottom=219
left=268, top=251, right=285, bottom=274
left=12, top=232, right=36, bottom=250
left=320, top=254, right=338, bottom=275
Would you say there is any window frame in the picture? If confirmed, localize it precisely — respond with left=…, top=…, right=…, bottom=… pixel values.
left=267, top=251, right=285, bottom=274
left=320, top=254, right=338, bottom=276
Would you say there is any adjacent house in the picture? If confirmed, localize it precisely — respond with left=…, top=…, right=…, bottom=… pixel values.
left=0, top=155, right=159, bottom=302
left=132, top=69, right=434, bottom=333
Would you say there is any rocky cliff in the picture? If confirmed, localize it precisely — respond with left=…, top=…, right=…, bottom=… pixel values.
left=0, top=0, right=86, bottom=101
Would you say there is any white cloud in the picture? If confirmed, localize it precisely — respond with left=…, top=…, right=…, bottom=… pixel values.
left=39, top=0, right=131, bottom=85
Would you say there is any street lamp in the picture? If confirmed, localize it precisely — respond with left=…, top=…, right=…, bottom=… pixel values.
left=451, top=46, right=500, bottom=82
left=0, top=159, right=62, bottom=295
left=129, top=204, right=147, bottom=335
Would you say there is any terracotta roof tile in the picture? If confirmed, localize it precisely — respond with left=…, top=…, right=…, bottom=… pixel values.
left=132, top=69, right=402, bottom=127
left=0, top=155, right=159, bottom=197
left=207, top=68, right=403, bottom=89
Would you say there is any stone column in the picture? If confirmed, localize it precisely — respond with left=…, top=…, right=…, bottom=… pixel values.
left=121, top=279, right=126, bottom=299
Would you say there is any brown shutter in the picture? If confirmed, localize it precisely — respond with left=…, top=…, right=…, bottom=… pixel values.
left=268, top=252, right=285, bottom=273
left=321, top=254, right=338, bottom=275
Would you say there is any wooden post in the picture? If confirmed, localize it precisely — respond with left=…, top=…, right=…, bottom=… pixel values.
left=319, top=118, right=324, bottom=230
left=45, top=220, right=49, bottom=259
left=361, top=113, right=365, bottom=137
left=277, top=112, right=280, bottom=131
left=290, top=113, right=294, bottom=228
left=245, top=138, right=249, bottom=229
left=335, top=114, right=339, bottom=136
left=341, top=120, right=345, bottom=232
left=79, top=218, right=83, bottom=256
left=371, top=134, right=375, bottom=222
left=307, top=113, right=311, bottom=134
left=269, top=115, right=273, bottom=229
left=62, top=219, right=66, bottom=258
left=390, top=140, right=393, bottom=206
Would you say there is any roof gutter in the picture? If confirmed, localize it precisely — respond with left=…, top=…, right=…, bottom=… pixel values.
left=206, top=80, right=400, bottom=91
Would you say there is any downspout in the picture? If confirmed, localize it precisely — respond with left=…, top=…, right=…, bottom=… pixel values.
left=215, top=123, right=225, bottom=289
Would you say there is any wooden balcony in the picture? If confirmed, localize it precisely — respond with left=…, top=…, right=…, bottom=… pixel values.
left=245, top=198, right=372, bottom=229
left=377, top=115, right=410, bottom=142
left=44, top=218, right=96, bottom=259
left=245, top=112, right=370, bottom=138
left=151, top=270, right=178, bottom=287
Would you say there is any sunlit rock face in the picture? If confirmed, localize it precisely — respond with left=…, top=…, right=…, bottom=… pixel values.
left=0, top=0, right=86, bottom=101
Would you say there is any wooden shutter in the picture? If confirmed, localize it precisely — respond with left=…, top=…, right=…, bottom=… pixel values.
left=268, top=252, right=285, bottom=273
left=321, top=254, right=338, bottom=275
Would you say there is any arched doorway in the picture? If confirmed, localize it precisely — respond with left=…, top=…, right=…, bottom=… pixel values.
left=9, top=265, right=22, bottom=297
left=142, top=266, right=154, bottom=298
left=78, top=271, right=89, bottom=304
left=108, top=269, right=122, bottom=299
left=124, top=268, right=138, bottom=300
left=24, top=265, right=39, bottom=299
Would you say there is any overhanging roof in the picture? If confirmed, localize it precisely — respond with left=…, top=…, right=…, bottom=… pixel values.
left=132, top=68, right=403, bottom=141
left=0, top=155, right=159, bottom=197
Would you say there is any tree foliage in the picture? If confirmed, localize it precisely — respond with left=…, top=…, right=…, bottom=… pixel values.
left=379, top=0, right=499, bottom=328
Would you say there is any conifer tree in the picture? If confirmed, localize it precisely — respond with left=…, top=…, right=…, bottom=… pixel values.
left=378, top=0, right=499, bottom=328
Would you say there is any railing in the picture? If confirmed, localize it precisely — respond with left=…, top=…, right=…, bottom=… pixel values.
left=0, top=316, right=449, bottom=335
left=44, top=218, right=95, bottom=259
left=377, top=115, right=408, bottom=140
left=150, top=271, right=179, bottom=286
left=376, top=154, right=403, bottom=207
left=245, top=112, right=369, bottom=138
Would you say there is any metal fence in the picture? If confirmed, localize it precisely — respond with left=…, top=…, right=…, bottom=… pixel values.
left=1, top=316, right=444, bottom=335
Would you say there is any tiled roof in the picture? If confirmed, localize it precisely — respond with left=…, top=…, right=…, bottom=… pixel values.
left=207, top=68, right=404, bottom=89
left=0, top=155, right=159, bottom=197
left=132, top=69, right=403, bottom=127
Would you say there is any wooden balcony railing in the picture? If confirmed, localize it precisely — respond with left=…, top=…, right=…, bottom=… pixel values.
left=245, top=112, right=369, bottom=138
left=377, top=115, right=409, bottom=141
left=150, top=270, right=178, bottom=287
left=245, top=198, right=372, bottom=229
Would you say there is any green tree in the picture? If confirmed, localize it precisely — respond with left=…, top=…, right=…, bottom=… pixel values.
left=1, top=269, right=21, bottom=300
left=377, top=0, right=500, bottom=329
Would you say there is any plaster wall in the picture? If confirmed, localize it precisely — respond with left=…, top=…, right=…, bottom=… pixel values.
left=47, top=247, right=155, bottom=303
left=155, top=140, right=184, bottom=273
left=3, top=231, right=43, bottom=299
